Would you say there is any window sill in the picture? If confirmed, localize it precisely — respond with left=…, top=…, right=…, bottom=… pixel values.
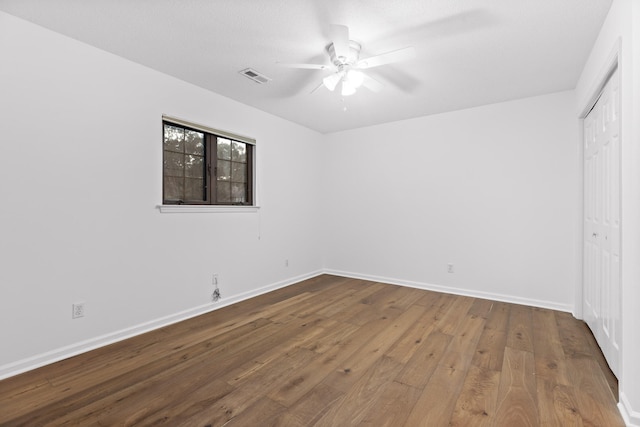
left=157, top=205, right=260, bottom=214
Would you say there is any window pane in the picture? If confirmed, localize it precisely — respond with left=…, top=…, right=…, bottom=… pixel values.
left=231, top=182, right=246, bottom=203
left=217, top=160, right=231, bottom=181
left=164, top=152, right=184, bottom=177
left=232, top=141, right=247, bottom=163
left=164, top=176, right=183, bottom=201
left=163, top=121, right=254, bottom=206
left=164, top=125, right=184, bottom=153
left=185, top=130, right=204, bottom=155
left=185, top=178, right=205, bottom=201
left=218, top=182, right=231, bottom=203
left=231, top=162, right=246, bottom=183
left=185, top=155, right=204, bottom=178
left=217, top=138, right=231, bottom=160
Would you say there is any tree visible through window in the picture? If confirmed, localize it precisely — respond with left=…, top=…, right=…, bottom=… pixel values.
left=163, top=120, right=253, bottom=205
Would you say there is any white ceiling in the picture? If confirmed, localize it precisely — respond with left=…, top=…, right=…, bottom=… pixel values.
left=0, top=0, right=612, bottom=133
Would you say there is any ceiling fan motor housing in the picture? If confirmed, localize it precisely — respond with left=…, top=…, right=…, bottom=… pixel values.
left=327, top=41, right=361, bottom=68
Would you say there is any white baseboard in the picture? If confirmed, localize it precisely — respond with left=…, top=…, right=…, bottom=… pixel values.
left=0, top=268, right=588, bottom=381
left=324, top=269, right=574, bottom=313
left=620, top=393, right=640, bottom=427
left=1, top=267, right=632, bottom=426
left=0, top=270, right=323, bottom=381
left=4, top=268, right=631, bottom=423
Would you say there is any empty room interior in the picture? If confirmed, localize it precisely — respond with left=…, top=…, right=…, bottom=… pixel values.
left=1, top=0, right=639, bottom=425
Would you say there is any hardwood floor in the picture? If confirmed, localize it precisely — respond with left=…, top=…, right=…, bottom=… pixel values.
left=0, top=275, right=624, bottom=426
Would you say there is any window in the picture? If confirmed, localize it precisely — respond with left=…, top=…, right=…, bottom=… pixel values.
left=162, top=117, right=254, bottom=205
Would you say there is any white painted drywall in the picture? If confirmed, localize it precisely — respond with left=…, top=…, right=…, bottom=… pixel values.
left=2, top=9, right=633, bottom=423
left=322, top=91, right=579, bottom=312
left=576, top=0, right=640, bottom=423
left=0, top=11, right=324, bottom=377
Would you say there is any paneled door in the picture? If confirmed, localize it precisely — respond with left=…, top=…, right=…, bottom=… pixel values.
left=583, top=66, right=621, bottom=377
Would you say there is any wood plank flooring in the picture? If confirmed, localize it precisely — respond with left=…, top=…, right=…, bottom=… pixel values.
left=0, top=275, right=624, bottom=426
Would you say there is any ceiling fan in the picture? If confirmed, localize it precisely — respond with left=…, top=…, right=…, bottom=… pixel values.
left=279, top=25, right=416, bottom=96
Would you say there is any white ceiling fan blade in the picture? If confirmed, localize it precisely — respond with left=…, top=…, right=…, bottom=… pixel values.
left=323, top=72, right=344, bottom=92
left=362, top=73, right=384, bottom=92
left=357, top=46, right=416, bottom=69
left=329, top=24, right=350, bottom=60
left=277, top=62, right=331, bottom=70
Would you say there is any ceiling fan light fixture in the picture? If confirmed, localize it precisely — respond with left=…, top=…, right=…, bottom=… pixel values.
left=323, top=72, right=343, bottom=91
left=341, top=80, right=356, bottom=96
left=346, top=69, right=364, bottom=88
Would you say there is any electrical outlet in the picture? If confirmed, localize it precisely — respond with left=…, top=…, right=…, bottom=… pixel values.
left=447, top=263, right=454, bottom=273
left=72, top=303, right=85, bottom=319
left=285, top=259, right=289, bottom=267
left=212, top=274, right=218, bottom=285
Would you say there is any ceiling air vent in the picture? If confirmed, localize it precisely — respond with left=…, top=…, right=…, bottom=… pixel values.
left=239, top=68, right=271, bottom=84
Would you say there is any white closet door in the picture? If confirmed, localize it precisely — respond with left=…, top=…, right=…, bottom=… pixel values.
left=583, top=67, right=621, bottom=377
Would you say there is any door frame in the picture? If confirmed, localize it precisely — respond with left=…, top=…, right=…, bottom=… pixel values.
left=576, top=38, right=621, bottom=322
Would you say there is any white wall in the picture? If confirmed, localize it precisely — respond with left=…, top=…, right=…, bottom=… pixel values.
left=323, top=91, right=579, bottom=311
left=576, top=0, right=640, bottom=424
left=0, top=11, right=325, bottom=378
left=2, top=10, right=632, bottom=424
